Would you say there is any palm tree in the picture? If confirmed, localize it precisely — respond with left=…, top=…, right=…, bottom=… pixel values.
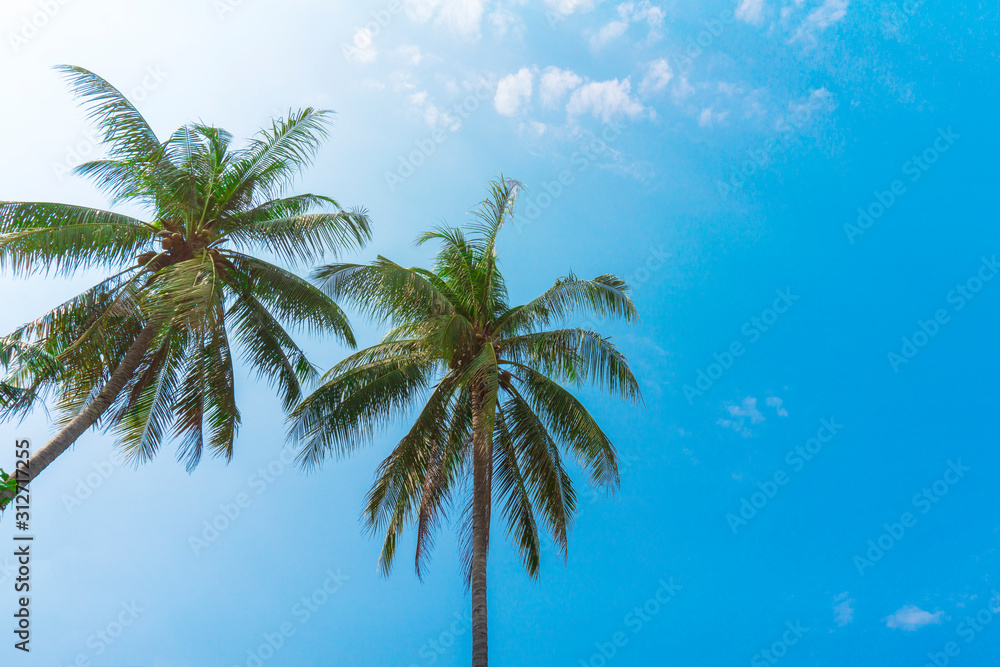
left=0, top=66, right=371, bottom=504
left=289, top=177, right=641, bottom=666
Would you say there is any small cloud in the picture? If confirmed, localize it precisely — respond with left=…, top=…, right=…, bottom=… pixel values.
left=718, top=396, right=765, bottom=437
left=405, top=0, right=486, bottom=39
left=885, top=605, right=944, bottom=631
left=392, top=44, right=423, bottom=66
left=540, top=66, right=583, bottom=107
left=406, top=90, right=460, bottom=131
left=346, top=27, right=377, bottom=63
left=566, top=78, right=645, bottom=122
left=590, top=1, right=665, bottom=49
left=766, top=396, right=789, bottom=417
left=590, top=20, right=629, bottom=49
left=639, top=58, right=673, bottom=95
left=780, top=87, right=837, bottom=130
left=698, top=107, right=728, bottom=127
left=494, top=67, right=534, bottom=116
left=545, top=0, right=602, bottom=17
left=489, top=8, right=524, bottom=38
left=518, top=120, right=548, bottom=137
left=791, top=0, right=849, bottom=44
left=834, top=593, right=855, bottom=627
left=735, top=0, right=765, bottom=25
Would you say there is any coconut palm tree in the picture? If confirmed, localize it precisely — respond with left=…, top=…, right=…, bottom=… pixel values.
left=289, top=177, right=641, bottom=666
left=0, top=66, right=370, bottom=504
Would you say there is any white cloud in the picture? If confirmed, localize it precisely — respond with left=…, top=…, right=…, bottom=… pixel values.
left=545, top=0, right=602, bottom=16
left=698, top=107, right=728, bottom=127
left=520, top=120, right=548, bottom=136
left=834, top=593, right=855, bottom=626
left=494, top=68, right=534, bottom=116
left=590, top=20, right=629, bottom=49
left=489, top=8, right=524, bottom=38
left=405, top=0, right=441, bottom=23
left=439, top=0, right=485, bottom=38
left=346, top=27, right=377, bottom=63
left=766, top=396, right=789, bottom=417
left=392, top=44, right=423, bottom=66
left=540, top=66, right=583, bottom=107
left=782, top=87, right=837, bottom=129
left=629, top=0, right=666, bottom=39
left=792, top=0, right=849, bottom=43
left=735, top=0, right=765, bottom=25
left=404, top=0, right=485, bottom=39
left=717, top=396, right=764, bottom=436
left=885, top=605, right=944, bottom=631
left=406, top=90, right=461, bottom=131
left=566, top=78, right=645, bottom=122
left=590, top=1, right=665, bottom=49
left=639, top=58, right=673, bottom=95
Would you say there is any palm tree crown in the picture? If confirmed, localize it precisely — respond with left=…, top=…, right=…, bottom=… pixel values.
left=0, top=66, right=370, bottom=475
left=289, top=176, right=641, bottom=665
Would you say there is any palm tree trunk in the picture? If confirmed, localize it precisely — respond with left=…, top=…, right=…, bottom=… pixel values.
left=2, top=323, right=159, bottom=503
left=470, top=382, right=493, bottom=667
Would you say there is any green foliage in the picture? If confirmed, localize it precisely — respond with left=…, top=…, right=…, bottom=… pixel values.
left=0, top=66, right=371, bottom=472
left=290, top=176, right=641, bottom=582
left=0, top=469, right=19, bottom=509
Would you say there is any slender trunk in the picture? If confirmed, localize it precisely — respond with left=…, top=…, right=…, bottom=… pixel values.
left=2, top=323, right=159, bottom=504
left=470, top=382, right=493, bottom=667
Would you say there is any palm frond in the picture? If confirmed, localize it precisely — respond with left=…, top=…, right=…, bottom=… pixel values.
left=0, top=203, right=154, bottom=275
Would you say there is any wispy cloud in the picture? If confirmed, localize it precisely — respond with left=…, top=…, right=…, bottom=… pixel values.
left=545, top=0, right=603, bottom=17
left=834, top=593, right=855, bottom=627
left=791, top=0, right=849, bottom=44
left=885, top=605, right=944, bottom=631
left=590, top=1, right=665, bottom=49
left=717, top=396, right=765, bottom=437
left=735, top=0, right=765, bottom=25
left=766, top=396, right=789, bottom=417
left=639, top=58, right=673, bottom=95
left=404, top=0, right=486, bottom=39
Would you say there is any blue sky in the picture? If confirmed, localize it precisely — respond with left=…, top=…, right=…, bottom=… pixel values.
left=2, top=0, right=1000, bottom=665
